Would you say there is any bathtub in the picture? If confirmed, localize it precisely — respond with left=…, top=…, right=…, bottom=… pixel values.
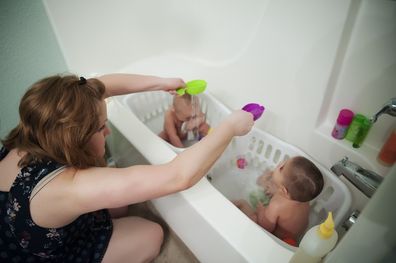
left=107, top=88, right=351, bottom=262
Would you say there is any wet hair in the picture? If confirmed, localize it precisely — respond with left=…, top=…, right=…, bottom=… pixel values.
left=1, top=74, right=106, bottom=169
left=173, top=94, right=193, bottom=113
left=173, top=93, right=191, bottom=105
left=283, top=156, right=324, bottom=202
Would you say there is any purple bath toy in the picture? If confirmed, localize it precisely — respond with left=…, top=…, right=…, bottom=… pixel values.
left=242, top=103, right=265, bottom=121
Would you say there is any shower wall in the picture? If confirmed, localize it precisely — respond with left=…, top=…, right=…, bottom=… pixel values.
left=43, top=0, right=396, bottom=176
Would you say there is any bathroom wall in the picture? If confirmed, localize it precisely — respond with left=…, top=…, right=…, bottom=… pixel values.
left=0, top=0, right=68, bottom=139
left=43, top=0, right=395, bottom=176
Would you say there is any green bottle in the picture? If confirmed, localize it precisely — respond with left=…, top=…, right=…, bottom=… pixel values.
left=345, top=114, right=372, bottom=148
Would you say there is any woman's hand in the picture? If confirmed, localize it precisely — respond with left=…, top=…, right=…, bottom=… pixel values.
left=160, top=77, right=185, bottom=94
left=224, top=110, right=254, bottom=136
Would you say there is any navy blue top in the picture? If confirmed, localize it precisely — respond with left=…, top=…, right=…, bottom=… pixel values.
left=0, top=147, right=113, bottom=262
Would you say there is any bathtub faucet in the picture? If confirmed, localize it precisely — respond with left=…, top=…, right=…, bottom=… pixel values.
left=330, top=157, right=383, bottom=198
left=370, top=97, right=396, bottom=123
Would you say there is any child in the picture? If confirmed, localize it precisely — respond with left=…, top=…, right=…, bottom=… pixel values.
left=159, top=94, right=210, bottom=147
left=233, top=156, right=324, bottom=245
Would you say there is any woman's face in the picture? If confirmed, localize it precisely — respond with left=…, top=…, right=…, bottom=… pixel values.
left=87, top=101, right=111, bottom=157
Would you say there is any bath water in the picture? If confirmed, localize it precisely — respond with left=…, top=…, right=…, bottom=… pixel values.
left=190, top=95, right=200, bottom=141
left=210, top=158, right=274, bottom=206
left=182, top=95, right=202, bottom=147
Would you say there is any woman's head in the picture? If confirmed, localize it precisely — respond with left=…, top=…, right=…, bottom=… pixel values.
left=2, top=74, right=109, bottom=169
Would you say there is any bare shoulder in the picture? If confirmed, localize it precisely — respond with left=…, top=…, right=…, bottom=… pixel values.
left=29, top=166, right=82, bottom=228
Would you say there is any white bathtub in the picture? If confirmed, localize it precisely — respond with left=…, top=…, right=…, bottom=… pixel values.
left=107, top=88, right=351, bottom=262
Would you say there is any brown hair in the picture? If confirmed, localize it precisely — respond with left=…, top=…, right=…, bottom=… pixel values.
left=283, top=156, right=324, bottom=202
left=2, top=75, right=106, bottom=169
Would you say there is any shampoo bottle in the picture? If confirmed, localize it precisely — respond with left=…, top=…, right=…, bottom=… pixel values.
left=377, top=129, right=396, bottom=166
left=289, top=212, right=338, bottom=263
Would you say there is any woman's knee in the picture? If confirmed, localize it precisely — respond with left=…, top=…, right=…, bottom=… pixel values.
left=139, top=220, right=164, bottom=262
left=103, top=217, right=164, bottom=263
left=147, top=221, right=164, bottom=253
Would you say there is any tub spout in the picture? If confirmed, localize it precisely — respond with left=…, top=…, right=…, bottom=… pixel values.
left=330, top=157, right=383, bottom=198
left=370, top=97, right=396, bottom=123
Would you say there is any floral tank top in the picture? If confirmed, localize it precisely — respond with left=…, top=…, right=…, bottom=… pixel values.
left=0, top=147, right=113, bottom=262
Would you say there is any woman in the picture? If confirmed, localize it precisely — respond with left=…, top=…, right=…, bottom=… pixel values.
left=0, top=73, right=254, bottom=262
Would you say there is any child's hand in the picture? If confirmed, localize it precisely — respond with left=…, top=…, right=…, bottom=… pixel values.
left=257, top=171, right=277, bottom=197
left=184, top=115, right=206, bottom=131
left=225, top=110, right=254, bottom=136
left=233, top=199, right=248, bottom=209
left=256, top=170, right=272, bottom=186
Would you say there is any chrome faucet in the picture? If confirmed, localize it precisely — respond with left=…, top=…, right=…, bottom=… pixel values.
left=331, top=157, right=383, bottom=198
left=370, top=97, right=396, bottom=123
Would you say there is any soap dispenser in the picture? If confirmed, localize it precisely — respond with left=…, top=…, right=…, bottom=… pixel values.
left=289, top=212, right=338, bottom=263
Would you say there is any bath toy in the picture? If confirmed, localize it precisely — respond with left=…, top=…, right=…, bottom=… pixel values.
left=242, top=103, right=265, bottom=121
left=176, top=80, right=207, bottom=95
left=249, top=190, right=271, bottom=208
left=236, top=157, right=248, bottom=169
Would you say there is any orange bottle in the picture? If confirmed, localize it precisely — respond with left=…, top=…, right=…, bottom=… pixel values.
left=377, top=129, right=396, bottom=166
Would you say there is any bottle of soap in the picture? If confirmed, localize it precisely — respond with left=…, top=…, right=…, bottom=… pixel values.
left=289, top=212, right=338, bottom=263
left=345, top=114, right=372, bottom=148
left=377, top=129, right=396, bottom=166
left=331, top=109, right=354, bottom=139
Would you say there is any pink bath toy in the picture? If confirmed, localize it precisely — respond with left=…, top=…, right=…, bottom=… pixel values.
left=242, top=103, right=265, bottom=121
left=236, top=157, right=248, bottom=169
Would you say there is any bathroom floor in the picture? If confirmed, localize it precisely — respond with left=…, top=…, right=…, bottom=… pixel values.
left=127, top=202, right=200, bottom=263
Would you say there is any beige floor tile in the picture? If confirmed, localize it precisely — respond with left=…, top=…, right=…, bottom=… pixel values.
left=128, top=202, right=200, bottom=263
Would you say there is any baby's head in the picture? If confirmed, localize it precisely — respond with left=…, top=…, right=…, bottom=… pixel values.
left=272, top=156, right=324, bottom=202
left=173, top=94, right=194, bottom=122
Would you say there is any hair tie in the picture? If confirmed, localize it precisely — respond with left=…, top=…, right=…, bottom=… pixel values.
left=79, top=76, right=87, bottom=85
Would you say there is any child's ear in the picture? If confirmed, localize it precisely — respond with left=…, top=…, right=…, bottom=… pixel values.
left=280, top=185, right=290, bottom=198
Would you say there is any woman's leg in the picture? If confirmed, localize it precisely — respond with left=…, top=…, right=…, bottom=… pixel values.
left=108, top=206, right=129, bottom=218
left=102, top=216, right=164, bottom=263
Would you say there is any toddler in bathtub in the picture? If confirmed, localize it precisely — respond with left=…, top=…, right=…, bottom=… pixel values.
left=158, top=93, right=210, bottom=148
left=233, top=156, right=324, bottom=245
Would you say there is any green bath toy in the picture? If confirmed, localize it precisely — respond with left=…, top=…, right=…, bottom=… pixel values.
left=176, top=79, right=207, bottom=95
left=249, top=190, right=271, bottom=208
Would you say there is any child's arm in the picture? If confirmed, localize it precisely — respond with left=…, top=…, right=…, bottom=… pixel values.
left=163, top=111, right=184, bottom=148
left=233, top=200, right=258, bottom=222
left=198, top=122, right=210, bottom=137
left=256, top=201, right=279, bottom=233
left=184, top=113, right=210, bottom=135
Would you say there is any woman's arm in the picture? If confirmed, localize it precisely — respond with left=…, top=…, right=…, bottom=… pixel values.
left=67, top=110, right=254, bottom=214
left=97, top=74, right=185, bottom=98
